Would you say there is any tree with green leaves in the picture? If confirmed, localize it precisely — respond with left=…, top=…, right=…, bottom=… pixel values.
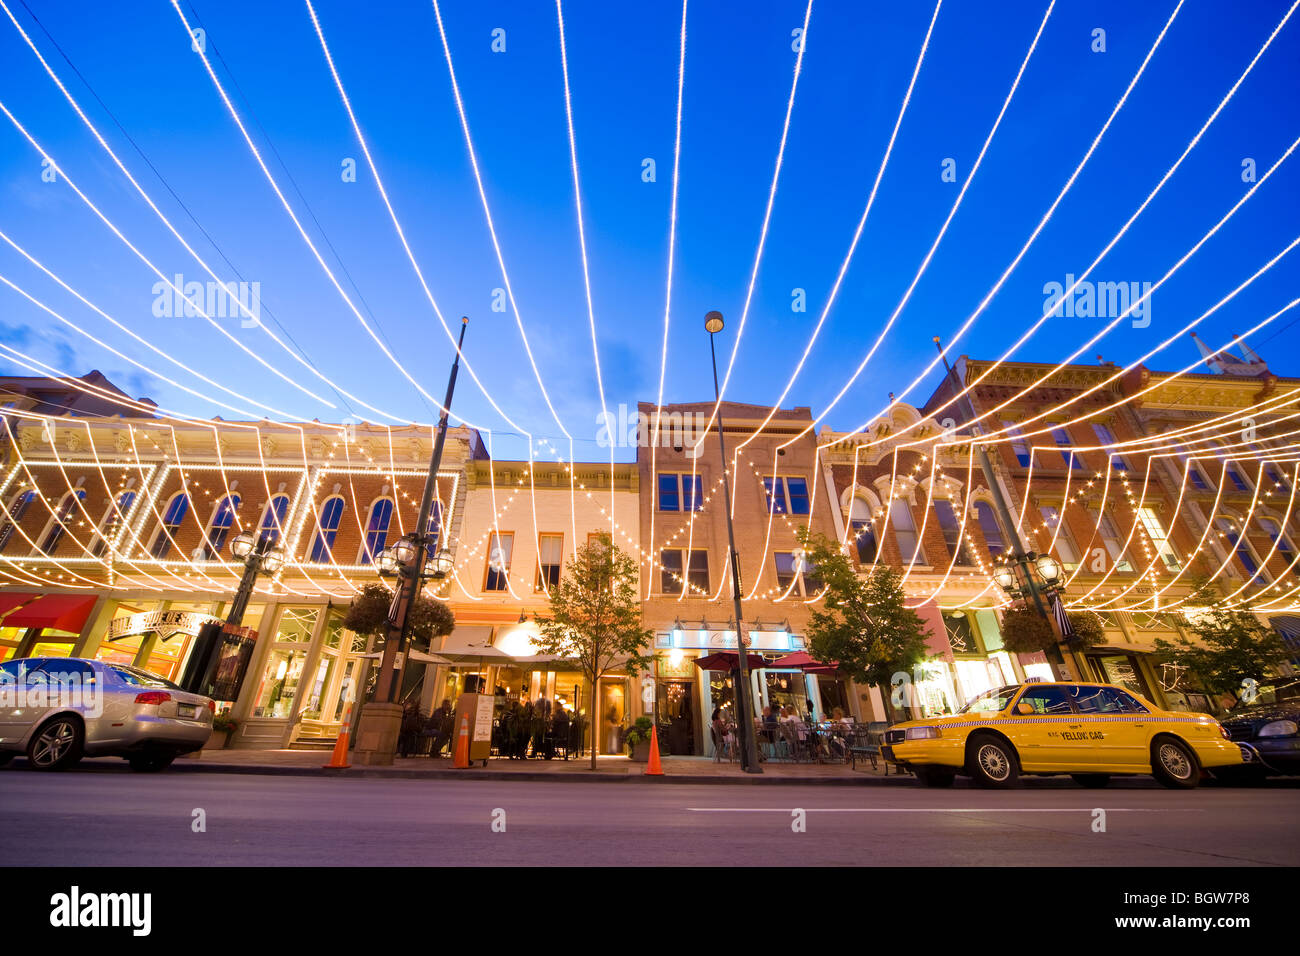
left=1153, top=581, right=1290, bottom=705
left=534, top=532, right=654, bottom=769
left=798, top=530, right=933, bottom=720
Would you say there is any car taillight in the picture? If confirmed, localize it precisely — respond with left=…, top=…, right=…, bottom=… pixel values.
left=207, top=700, right=216, bottom=713
left=135, top=691, right=172, bottom=705
left=1219, top=723, right=1232, bottom=740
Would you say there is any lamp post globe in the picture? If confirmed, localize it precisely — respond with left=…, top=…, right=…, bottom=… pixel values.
left=430, top=548, right=454, bottom=579
left=376, top=547, right=399, bottom=576
left=230, top=530, right=255, bottom=560
left=1035, top=553, right=1061, bottom=584
left=993, top=566, right=1017, bottom=592
left=704, top=310, right=725, bottom=334
left=391, top=535, right=418, bottom=567
left=260, top=545, right=286, bottom=575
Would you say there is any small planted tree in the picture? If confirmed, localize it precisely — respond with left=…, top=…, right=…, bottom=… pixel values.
left=798, top=531, right=932, bottom=721
left=534, top=532, right=653, bottom=769
left=1154, top=581, right=1290, bottom=705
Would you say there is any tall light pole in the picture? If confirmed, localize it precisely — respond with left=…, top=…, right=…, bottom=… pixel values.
left=373, top=317, right=468, bottom=704
left=933, top=337, right=1071, bottom=677
left=353, top=318, right=467, bottom=766
left=705, top=310, right=761, bottom=774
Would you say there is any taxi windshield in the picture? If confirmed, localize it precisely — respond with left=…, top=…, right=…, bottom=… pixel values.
left=958, top=685, right=1021, bottom=714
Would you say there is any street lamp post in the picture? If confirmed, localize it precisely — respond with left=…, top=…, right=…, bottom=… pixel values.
left=353, top=318, right=467, bottom=766
left=990, top=550, right=1074, bottom=671
left=705, top=310, right=762, bottom=774
left=933, top=337, right=1071, bottom=678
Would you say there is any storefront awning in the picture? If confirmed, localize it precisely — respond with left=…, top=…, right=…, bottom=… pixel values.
left=358, top=649, right=452, bottom=664
left=2, top=593, right=98, bottom=634
left=0, top=592, right=40, bottom=619
left=436, top=625, right=510, bottom=661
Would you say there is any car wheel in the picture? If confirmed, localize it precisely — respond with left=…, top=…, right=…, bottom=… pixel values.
left=1151, top=737, right=1199, bottom=789
left=128, top=754, right=175, bottom=773
left=1071, top=773, right=1111, bottom=789
left=914, top=766, right=957, bottom=788
left=967, top=735, right=1020, bottom=789
left=27, top=716, right=84, bottom=771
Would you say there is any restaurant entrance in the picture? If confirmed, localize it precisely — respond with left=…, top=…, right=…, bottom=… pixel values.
left=656, top=679, right=696, bottom=755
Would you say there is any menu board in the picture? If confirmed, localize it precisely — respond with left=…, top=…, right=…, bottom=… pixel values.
left=474, top=694, right=494, bottom=743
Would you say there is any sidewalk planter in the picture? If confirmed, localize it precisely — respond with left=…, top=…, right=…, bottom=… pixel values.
left=204, top=729, right=231, bottom=751
left=629, top=741, right=650, bottom=763
left=624, top=717, right=655, bottom=762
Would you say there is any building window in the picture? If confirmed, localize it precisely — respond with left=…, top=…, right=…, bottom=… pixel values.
left=1051, top=427, right=1083, bottom=470
left=484, top=531, right=514, bottom=591
left=1002, top=421, right=1031, bottom=467
left=848, top=498, right=878, bottom=564
left=308, top=495, right=345, bottom=563
left=358, top=498, right=394, bottom=565
left=889, top=499, right=925, bottom=565
left=774, top=552, right=801, bottom=592
left=658, top=473, right=702, bottom=512
left=91, top=490, right=137, bottom=558
left=1182, top=456, right=1210, bottom=491
left=763, top=477, right=810, bottom=515
left=1091, top=509, right=1134, bottom=572
left=1259, top=518, right=1295, bottom=564
left=933, top=500, right=973, bottom=564
left=259, top=494, right=290, bottom=544
left=660, top=548, right=708, bottom=594
left=1136, top=507, right=1180, bottom=571
left=1216, top=517, right=1265, bottom=580
left=202, top=494, right=241, bottom=559
left=151, top=493, right=191, bottom=559
left=1264, top=466, right=1291, bottom=494
left=1092, top=423, right=1130, bottom=472
left=1039, top=505, right=1079, bottom=570
left=38, top=489, right=86, bottom=554
left=424, top=500, right=443, bottom=559
left=537, top=533, right=564, bottom=590
left=944, top=614, right=979, bottom=654
left=974, top=501, right=1005, bottom=557
left=0, top=489, right=37, bottom=553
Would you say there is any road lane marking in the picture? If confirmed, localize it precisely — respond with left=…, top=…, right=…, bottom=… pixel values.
left=684, top=808, right=1205, bottom=813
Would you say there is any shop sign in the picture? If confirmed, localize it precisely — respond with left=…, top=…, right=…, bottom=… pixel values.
left=107, top=609, right=218, bottom=642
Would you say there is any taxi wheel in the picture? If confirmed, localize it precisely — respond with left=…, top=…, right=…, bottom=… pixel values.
left=1071, top=774, right=1111, bottom=789
left=967, top=734, right=1019, bottom=789
left=1151, top=737, right=1199, bottom=789
left=914, top=766, right=956, bottom=788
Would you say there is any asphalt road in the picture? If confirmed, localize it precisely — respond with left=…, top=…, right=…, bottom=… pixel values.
left=2, top=769, right=1296, bottom=866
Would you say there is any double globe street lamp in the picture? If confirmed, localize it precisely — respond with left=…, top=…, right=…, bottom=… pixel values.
left=990, top=550, right=1074, bottom=674
left=226, top=529, right=286, bottom=628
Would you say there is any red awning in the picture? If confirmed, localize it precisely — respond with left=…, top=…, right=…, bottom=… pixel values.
left=3, top=594, right=99, bottom=634
left=0, top=592, right=41, bottom=619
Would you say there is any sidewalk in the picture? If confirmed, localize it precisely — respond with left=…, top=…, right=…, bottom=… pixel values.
left=173, top=748, right=919, bottom=786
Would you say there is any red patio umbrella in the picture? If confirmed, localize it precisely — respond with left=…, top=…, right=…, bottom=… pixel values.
left=693, top=651, right=767, bottom=672
left=770, top=651, right=839, bottom=675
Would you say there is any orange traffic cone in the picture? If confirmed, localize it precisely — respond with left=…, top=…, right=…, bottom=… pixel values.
left=322, top=700, right=353, bottom=769
left=644, top=726, right=664, bottom=776
left=452, top=712, right=470, bottom=769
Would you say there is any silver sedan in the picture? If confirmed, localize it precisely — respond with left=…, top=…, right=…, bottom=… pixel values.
left=0, top=657, right=213, bottom=771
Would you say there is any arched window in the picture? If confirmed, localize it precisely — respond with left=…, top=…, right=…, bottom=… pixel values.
left=1258, top=517, right=1295, bottom=567
left=1215, top=516, right=1267, bottom=581
left=847, top=497, right=878, bottom=564
left=359, top=498, right=394, bottom=564
left=308, top=496, right=346, bottom=563
left=0, top=489, right=37, bottom=553
left=889, top=499, right=925, bottom=566
left=38, top=489, right=86, bottom=554
left=258, top=494, right=290, bottom=545
left=974, top=501, right=1005, bottom=557
left=203, top=494, right=241, bottom=559
left=91, top=490, right=137, bottom=558
left=151, top=493, right=191, bottom=559
left=424, top=500, right=443, bottom=560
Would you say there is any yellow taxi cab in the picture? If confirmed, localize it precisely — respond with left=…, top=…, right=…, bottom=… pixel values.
left=882, top=680, right=1243, bottom=789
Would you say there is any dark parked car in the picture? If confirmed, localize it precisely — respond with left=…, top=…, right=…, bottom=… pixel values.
left=1217, top=680, right=1300, bottom=779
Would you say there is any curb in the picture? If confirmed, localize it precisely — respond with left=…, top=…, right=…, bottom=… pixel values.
left=170, top=761, right=919, bottom=786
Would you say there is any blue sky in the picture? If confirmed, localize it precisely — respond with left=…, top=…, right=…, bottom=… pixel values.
left=1, top=0, right=1297, bottom=459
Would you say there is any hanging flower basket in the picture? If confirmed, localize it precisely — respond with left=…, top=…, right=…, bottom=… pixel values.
left=1066, top=610, right=1106, bottom=648
left=999, top=606, right=1057, bottom=654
